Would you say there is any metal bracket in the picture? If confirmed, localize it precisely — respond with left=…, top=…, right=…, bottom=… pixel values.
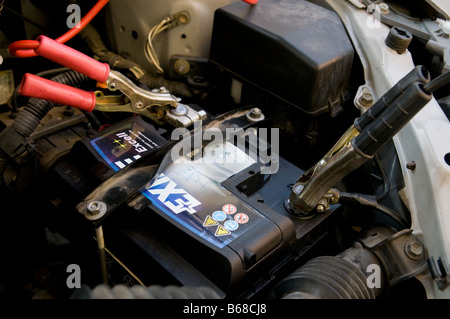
left=359, top=228, right=429, bottom=286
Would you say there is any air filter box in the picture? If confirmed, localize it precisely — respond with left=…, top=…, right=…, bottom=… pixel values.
left=209, top=0, right=354, bottom=116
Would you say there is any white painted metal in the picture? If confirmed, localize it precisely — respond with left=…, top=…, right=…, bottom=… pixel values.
left=328, top=0, right=450, bottom=298
left=107, top=0, right=239, bottom=74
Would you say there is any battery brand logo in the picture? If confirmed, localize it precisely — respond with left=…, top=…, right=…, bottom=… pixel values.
left=116, top=132, right=148, bottom=153
left=147, top=173, right=201, bottom=214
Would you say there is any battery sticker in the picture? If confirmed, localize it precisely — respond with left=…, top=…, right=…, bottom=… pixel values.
left=90, top=117, right=167, bottom=171
left=234, top=213, right=249, bottom=224
left=222, top=204, right=237, bottom=215
left=142, top=162, right=266, bottom=248
left=91, top=125, right=266, bottom=249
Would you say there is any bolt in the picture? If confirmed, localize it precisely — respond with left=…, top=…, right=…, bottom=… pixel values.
left=134, top=101, right=144, bottom=109
left=247, top=107, right=265, bottom=122
left=170, top=104, right=188, bottom=116
left=175, top=11, right=190, bottom=24
left=316, top=199, right=329, bottom=213
left=250, top=107, right=261, bottom=118
left=174, top=58, right=190, bottom=75
left=316, top=204, right=326, bottom=213
left=405, top=240, right=423, bottom=260
left=87, top=202, right=100, bottom=215
left=359, top=92, right=374, bottom=106
left=86, top=201, right=106, bottom=216
left=318, top=159, right=327, bottom=167
left=379, top=3, right=389, bottom=14
left=64, top=106, right=74, bottom=117
left=406, top=161, right=416, bottom=170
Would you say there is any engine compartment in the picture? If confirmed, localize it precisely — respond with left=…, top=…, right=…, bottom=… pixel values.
left=0, top=0, right=449, bottom=300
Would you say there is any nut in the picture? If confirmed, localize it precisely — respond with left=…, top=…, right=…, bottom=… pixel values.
left=85, top=201, right=107, bottom=220
left=174, top=58, right=190, bottom=75
left=316, top=204, right=326, bottom=213
left=246, top=107, right=265, bottom=122
left=405, top=240, right=423, bottom=260
left=359, top=92, right=374, bottom=107
left=379, top=3, right=389, bottom=14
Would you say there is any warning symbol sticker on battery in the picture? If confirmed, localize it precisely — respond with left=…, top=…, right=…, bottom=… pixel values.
left=222, top=204, right=237, bottom=215
left=215, top=225, right=231, bottom=236
left=224, top=220, right=239, bottom=231
left=212, top=210, right=227, bottom=222
left=234, top=213, right=249, bottom=224
left=203, top=215, right=218, bottom=227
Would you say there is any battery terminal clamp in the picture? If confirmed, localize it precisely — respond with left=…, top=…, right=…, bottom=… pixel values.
left=15, top=36, right=203, bottom=126
left=286, top=65, right=450, bottom=218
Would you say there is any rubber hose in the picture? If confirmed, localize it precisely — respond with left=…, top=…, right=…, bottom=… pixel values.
left=11, top=70, right=93, bottom=137
left=71, top=284, right=221, bottom=299
left=270, top=256, right=378, bottom=299
left=0, top=70, right=93, bottom=185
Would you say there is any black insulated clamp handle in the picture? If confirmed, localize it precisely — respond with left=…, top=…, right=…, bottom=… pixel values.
left=354, top=65, right=430, bottom=132
left=353, top=82, right=432, bottom=157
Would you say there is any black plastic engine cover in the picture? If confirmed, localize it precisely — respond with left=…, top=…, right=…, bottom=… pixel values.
left=209, top=0, right=354, bottom=116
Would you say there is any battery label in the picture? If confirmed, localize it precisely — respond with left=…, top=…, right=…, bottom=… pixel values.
left=91, top=122, right=264, bottom=248
left=142, top=162, right=265, bottom=248
left=90, top=116, right=167, bottom=171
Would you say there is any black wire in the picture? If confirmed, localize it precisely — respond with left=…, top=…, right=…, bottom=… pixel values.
left=374, top=154, right=390, bottom=201
left=9, top=67, right=72, bottom=116
left=423, top=70, right=450, bottom=93
left=339, top=192, right=409, bottom=229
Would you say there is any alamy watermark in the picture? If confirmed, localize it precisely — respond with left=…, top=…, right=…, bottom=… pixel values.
left=66, top=264, right=81, bottom=289
left=366, top=264, right=381, bottom=289
left=169, top=121, right=280, bottom=175
left=66, top=4, right=81, bottom=29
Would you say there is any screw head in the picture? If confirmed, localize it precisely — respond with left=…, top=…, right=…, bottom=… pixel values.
left=359, top=92, right=374, bottom=106
left=405, top=240, right=423, bottom=260
left=170, top=104, right=188, bottom=116
left=134, top=101, right=144, bottom=110
left=379, top=3, right=389, bottom=14
left=250, top=107, right=261, bottom=118
left=246, top=107, right=265, bottom=122
left=316, top=204, right=325, bottom=213
left=174, top=58, right=190, bottom=75
left=85, top=201, right=107, bottom=220
left=406, top=161, right=416, bottom=170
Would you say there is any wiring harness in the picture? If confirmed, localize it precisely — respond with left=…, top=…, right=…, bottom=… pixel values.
left=145, top=11, right=190, bottom=74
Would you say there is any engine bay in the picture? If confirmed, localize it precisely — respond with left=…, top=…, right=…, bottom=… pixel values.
left=0, top=0, right=449, bottom=300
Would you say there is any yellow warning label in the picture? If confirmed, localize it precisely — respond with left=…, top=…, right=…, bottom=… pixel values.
left=203, top=215, right=218, bottom=227
left=215, top=225, right=231, bottom=236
